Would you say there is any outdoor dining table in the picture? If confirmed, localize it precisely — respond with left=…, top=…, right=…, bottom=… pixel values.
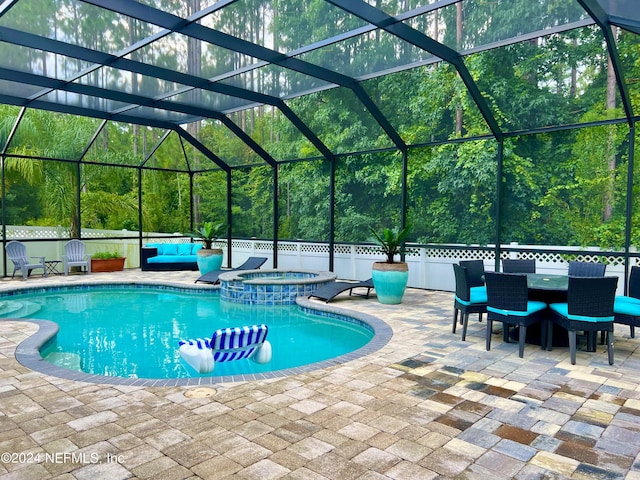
left=524, top=272, right=603, bottom=350
left=526, top=273, right=569, bottom=291
left=516, top=273, right=570, bottom=347
left=487, top=272, right=598, bottom=348
left=527, top=273, right=568, bottom=305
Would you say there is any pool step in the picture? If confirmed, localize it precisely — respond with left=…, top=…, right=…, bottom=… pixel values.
left=44, top=352, right=82, bottom=371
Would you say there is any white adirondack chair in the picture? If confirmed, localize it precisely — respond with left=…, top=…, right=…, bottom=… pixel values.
left=5, top=240, right=47, bottom=280
left=62, top=239, right=92, bottom=275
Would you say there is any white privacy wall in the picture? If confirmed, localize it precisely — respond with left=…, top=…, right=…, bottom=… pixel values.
left=3, top=227, right=632, bottom=295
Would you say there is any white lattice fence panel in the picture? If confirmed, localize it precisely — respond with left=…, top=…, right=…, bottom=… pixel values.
left=502, top=251, right=626, bottom=270
left=1, top=229, right=637, bottom=292
left=300, top=243, right=329, bottom=254
left=231, top=240, right=254, bottom=249
left=427, top=247, right=495, bottom=262
left=334, top=245, right=352, bottom=255
left=255, top=242, right=274, bottom=251
left=7, top=226, right=65, bottom=239
left=354, top=245, right=381, bottom=256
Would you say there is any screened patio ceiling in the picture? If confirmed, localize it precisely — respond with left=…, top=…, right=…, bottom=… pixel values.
left=0, top=0, right=639, bottom=173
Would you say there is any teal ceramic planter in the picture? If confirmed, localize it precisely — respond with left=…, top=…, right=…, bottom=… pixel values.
left=196, top=249, right=223, bottom=274
left=372, top=262, right=409, bottom=304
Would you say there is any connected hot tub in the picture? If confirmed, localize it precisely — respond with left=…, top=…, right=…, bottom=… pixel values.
left=219, top=269, right=337, bottom=304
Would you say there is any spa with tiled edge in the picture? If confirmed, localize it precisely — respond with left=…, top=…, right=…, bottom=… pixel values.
left=219, top=269, right=337, bottom=304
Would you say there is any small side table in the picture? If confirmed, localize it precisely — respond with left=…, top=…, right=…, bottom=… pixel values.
left=45, top=260, right=62, bottom=276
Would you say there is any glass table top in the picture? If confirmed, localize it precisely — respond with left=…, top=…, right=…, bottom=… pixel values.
left=526, top=273, right=568, bottom=291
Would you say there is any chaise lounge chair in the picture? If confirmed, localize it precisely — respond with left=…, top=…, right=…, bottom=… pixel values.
left=178, top=323, right=272, bottom=374
left=308, top=278, right=374, bottom=303
left=194, top=256, right=268, bottom=284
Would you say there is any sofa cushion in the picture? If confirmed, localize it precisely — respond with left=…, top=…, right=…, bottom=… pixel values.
left=192, top=244, right=202, bottom=255
left=161, top=244, right=179, bottom=255
left=148, top=255, right=197, bottom=264
left=178, top=243, right=193, bottom=256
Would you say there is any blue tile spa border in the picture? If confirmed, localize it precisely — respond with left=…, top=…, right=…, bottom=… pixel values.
left=219, top=269, right=337, bottom=305
left=5, top=281, right=392, bottom=387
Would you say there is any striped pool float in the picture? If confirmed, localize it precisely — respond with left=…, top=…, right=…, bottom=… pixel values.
left=211, top=324, right=268, bottom=362
left=178, top=324, right=272, bottom=374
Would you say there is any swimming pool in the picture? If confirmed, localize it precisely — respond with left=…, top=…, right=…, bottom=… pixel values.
left=0, top=284, right=391, bottom=384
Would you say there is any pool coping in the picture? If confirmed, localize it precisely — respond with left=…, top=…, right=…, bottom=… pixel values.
left=219, top=269, right=337, bottom=285
left=6, top=281, right=393, bottom=387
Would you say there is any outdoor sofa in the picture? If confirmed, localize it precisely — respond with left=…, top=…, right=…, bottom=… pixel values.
left=141, top=243, right=202, bottom=271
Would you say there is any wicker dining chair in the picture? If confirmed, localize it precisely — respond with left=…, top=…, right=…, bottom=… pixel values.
left=452, top=264, right=487, bottom=341
left=567, top=261, right=606, bottom=277
left=502, top=258, right=536, bottom=274
left=459, top=260, right=485, bottom=288
left=548, top=276, right=617, bottom=365
left=485, top=272, right=547, bottom=357
left=613, top=265, right=640, bottom=338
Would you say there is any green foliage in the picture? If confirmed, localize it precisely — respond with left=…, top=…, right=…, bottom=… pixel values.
left=1, top=1, right=639, bottom=253
left=92, top=249, right=123, bottom=259
left=230, top=166, right=273, bottom=238
left=369, top=225, right=412, bottom=264
left=537, top=121, right=627, bottom=248
left=278, top=160, right=330, bottom=240
left=408, top=140, right=496, bottom=244
left=186, top=221, right=226, bottom=249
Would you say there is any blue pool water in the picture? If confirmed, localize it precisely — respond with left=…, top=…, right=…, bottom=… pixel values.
left=0, top=286, right=374, bottom=379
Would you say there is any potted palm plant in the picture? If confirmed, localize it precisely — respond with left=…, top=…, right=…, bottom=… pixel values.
left=186, top=221, right=226, bottom=275
left=369, top=224, right=412, bottom=304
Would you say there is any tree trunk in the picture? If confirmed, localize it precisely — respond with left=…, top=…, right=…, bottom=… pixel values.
left=186, top=0, right=202, bottom=139
left=455, top=3, right=463, bottom=135
left=570, top=38, right=577, bottom=98
left=603, top=26, right=617, bottom=221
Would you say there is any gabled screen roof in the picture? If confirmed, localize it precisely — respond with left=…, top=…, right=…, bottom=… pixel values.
left=0, top=0, right=637, bottom=169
